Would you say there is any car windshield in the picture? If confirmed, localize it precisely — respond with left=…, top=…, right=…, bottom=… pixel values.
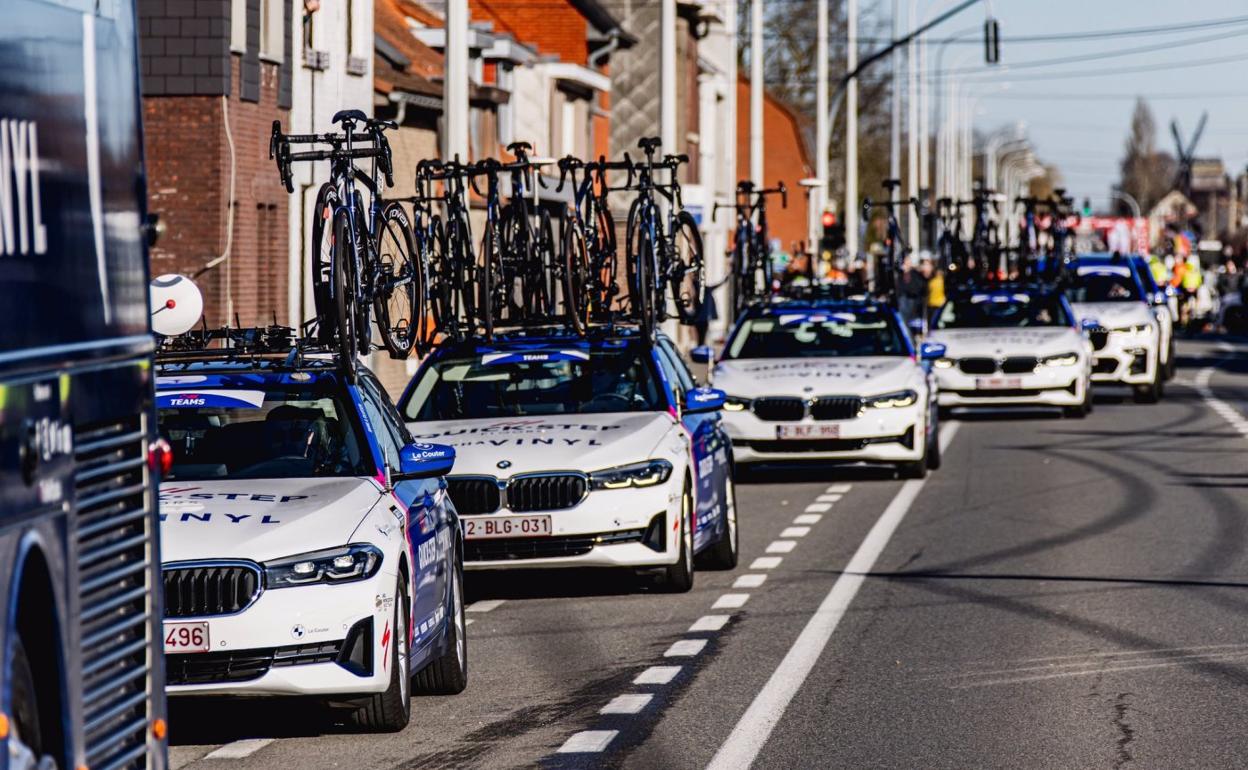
left=157, top=383, right=371, bottom=481
left=725, top=310, right=907, bottom=358
left=1067, top=268, right=1141, bottom=303
left=935, top=294, right=1070, bottom=329
left=404, top=346, right=665, bottom=419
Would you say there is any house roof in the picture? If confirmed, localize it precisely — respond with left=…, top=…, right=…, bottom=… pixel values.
left=375, top=0, right=506, bottom=105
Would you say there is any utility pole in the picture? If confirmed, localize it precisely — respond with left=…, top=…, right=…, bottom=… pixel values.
left=890, top=0, right=900, bottom=210
left=660, top=0, right=676, bottom=153
left=906, top=0, right=919, bottom=250
left=750, top=0, right=764, bottom=186
left=443, top=0, right=469, bottom=161
left=813, top=0, right=828, bottom=254
left=844, top=0, right=859, bottom=259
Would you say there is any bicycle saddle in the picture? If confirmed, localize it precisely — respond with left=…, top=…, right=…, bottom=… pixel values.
left=506, top=141, right=533, bottom=155
left=638, top=137, right=662, bottom=152
left=332, top=109, right=368, bottom=125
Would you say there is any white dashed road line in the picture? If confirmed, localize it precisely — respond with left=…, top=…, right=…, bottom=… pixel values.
left=557, top=730, right=618, bottom=753
left=635, top=665, right=682, bottom=685
left=750, top=556, right=783, bottom=570
left=816, top=494, right=842, bottom=503
left=826, top=483, right=852, bottom=494
left=600, top=694, right=654, bottom=714
left=793, top=513, right=822, bottom=525
left=712, top=593, right=750, bottom=609
left=765, top=540, right=796, bottom=553
left=1196, top=366, right=1248, bottom=437
left=707, top=423, right=960, bottom=770
left=780, top=526, right=810, bottom=538
left=804, top=502, right=832, bottom=512
left=203, top=739, right=274, bottom=760
left=690, top=615, right=732, bottom=632
left=733, top=574, right=767, bottom=588
left=665, top=639, right=708, bottom=657
left=466, top=599, right=505, bottom=613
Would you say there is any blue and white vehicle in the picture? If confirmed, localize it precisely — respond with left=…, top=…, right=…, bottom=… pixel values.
left=927, top=285, right=1094, bottom=418
left=1066, top=254, right=1166, bottom=403
left=397, top=328, right=738, bottom=591
left=706, top=298, right=943, bottom=478
left=155, top=356, right=464, bottom=731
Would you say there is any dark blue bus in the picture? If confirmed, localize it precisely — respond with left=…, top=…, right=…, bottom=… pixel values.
left=1, top=1, right=166, bottom=769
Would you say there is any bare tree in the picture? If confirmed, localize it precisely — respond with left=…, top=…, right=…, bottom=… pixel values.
left=1118, top=98, right=1177, bottom=215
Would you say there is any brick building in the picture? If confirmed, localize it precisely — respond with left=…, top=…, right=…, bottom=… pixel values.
left=140, top=0, right=294, bottom=328
left=735, top=76, right=812, bottom=253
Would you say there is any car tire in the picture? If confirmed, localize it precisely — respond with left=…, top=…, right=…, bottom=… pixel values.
left=350, top=580, right=411, bottom=732
left=9, top=636, right=51, bottom=767
left=1133, top=365, right=1162, bottom=404
left=898, top=449, right=928, bottom=480
left=660, top=479, right=695, bottom=593
left=926, top=420, right=942, bottom=471
left=1064, top=383, right=1092, bottom=419
left=1164, top=340, right=1177, bottom=380
left=412, top=554, right=468, bottom=695
left=697, top=475, right=739, bottom=570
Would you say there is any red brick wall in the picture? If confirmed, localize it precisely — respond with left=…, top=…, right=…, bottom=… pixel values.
left=736, top=79, right=813, bottom=252
left=145, top=56, right=290, bottom=329
left=470, top=0, right=589, bottom=65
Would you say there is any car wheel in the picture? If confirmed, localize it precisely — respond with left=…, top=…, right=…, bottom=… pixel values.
left=1164, top=340, right=1177, bottom=380
left=926, top=422, right=942, bottom=471
left=8, top=636, right=53, bottom=769
left=1133, top=362, right=1162, bottom=404
left=697, top=474, right=739, bottom=570
left=350, top=579, right=411, bottom=732
left=1064, top=383, right=1092, bottom=418
left=660, top=478, right=695, bottom=592
left=897, top=448, right=928, bottom=480
left=413, top=553, right=468, bottom=695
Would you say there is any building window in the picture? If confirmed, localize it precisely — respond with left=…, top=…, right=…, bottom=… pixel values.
left=230, top=0, right=246, bottom=53
left=260, top=0, right=284, bottom=61
left=346, top=0, right=355, bottom=55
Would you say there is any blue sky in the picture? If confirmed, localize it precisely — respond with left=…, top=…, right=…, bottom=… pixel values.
left=914, top=0, right=1248, bottom=205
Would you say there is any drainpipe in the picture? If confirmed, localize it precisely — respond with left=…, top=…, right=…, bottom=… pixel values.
left=586, top=29, right=623, bottom=157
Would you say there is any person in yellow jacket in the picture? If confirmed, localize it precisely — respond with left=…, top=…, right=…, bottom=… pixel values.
left=1179, top=254, right=1203, bottom=327
left=1148, top=253, right=1168, bottom=286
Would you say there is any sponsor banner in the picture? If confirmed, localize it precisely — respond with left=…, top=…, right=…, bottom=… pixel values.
left=480, top=349, right=590, bottom=366
left=157, top=389, right=265, bottom=409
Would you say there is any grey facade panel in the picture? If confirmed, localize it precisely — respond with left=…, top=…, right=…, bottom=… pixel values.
left=277, top=0, right=293, bottom=109
left=138, top=0, right=228, bottom=96
left=240, top=0, right=260, bottom=102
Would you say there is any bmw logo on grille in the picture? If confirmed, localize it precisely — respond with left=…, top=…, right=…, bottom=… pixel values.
left=497, top=460, right=512, bottom=469
left=291, top=624, right=305, bottom=639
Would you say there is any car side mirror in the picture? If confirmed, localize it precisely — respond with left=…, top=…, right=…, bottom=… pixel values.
left=689, top=345, right=714, bottom=364
left=918, top=342, right=946, bottom=361
left=392, top=442, right=456, bottom=482
left=684, top=387, right=726, bottom=413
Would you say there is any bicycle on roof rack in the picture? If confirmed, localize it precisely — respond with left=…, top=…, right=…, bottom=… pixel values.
left=270, top=109, right=421, bottom=379
left=624, top=136, right=705, bottom=341
left=556, top=153, right=634, bottom=334
left=408, top=156, right=478, bottom=346
left=1016, top=189, right=1078, bottom=283
left=862, top=178, right=920, bottom=303
left=714, top=179, right=787, bottom=315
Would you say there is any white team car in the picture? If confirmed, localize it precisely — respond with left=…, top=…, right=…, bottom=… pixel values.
left=1066, top=255, right=1166, bottom=403
left=927, top=285, right=1093, bottom=417
left=156, top=360, right=465, bottom=731
left=397, top=329, right=739, bottom=592
left=705, top=298, right=943, bottom=479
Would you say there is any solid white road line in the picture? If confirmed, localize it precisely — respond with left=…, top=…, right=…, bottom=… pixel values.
left=600, top=694, right=653, bottom=714
left=466, top=600, right=505, bottom=613
left=634, top=665, right=682, bottom=685
left=203, top=739, right=274, bottom=760
left=765, top=540, right=796, bottom=554
left=826, top=484, right=852, bottom=493
left=816, top=494, right=843, bottom=503
left=750, top=556, right=782, bottom=570
left=793, top=513, right=823, bottom=525
left=734, top=574, right=767, bottom=588
left=804, top=502, right=832, bottom=513
left=780, top=526, right=810, bottom=538
left=557, top=730, right=618, bottom=753
left=707, top=422, right=960, bottom=770
left=713, top=593, right=750, bottom=609
left=690, top=615, right=732, bottom=632
left=665, top=639, right=708, bottom=657
left=1196, top=366, right=1248, bottom=437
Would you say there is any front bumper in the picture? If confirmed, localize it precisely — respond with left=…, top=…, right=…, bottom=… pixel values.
left=1089, top=331, right=1156, bottom=385
left=462, top=482, right=681, bottom=570
left=723, top=404, right=925, bottom=464
left=165, top=571, right=393, bottom=697
left=935, top=364, right=1084, bottom=407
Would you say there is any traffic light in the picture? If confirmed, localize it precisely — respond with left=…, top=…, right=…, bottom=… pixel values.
left=1082, top=198, right=1092, bottom=217
left=820, top=210, right=844, bottom=254
left=984, top=18, right=1000, bottom=64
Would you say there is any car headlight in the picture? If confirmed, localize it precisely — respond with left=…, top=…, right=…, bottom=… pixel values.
left=589, top=459, right=673, bottom=490
left=723, top=396, right=751, bottom=412
left=1040, top=352, right=1080, bottom=367
left=263, top=544, right=383, bottom=588
left=932, top=357, right=955, bottom=369
left=864, top=389, right=918, bottom=409
left=1111, top=324, right=1152, bottom=336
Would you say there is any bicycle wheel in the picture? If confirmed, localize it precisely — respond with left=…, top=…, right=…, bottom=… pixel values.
left=563, top=220, right=590, bottom=335
left=592, top=203, right=620, bottom=318
left=424, top=215, right=451, bottom=347
left=624, top=197, right=643, bottom=321
left=332, top=211, right=358, bottom=382
left=536, top=208, right=557, bottom=317
left=310, top=183, right=340, bottom=341
left=374, top=202, right=423, bottom=359
left=448, top=210, right=475, bottom=331
left=731, top=225, right=750, bottom=315
left=479, top=221, right=497, bottom=339
left=670, top=210, right=705, bottom=325
left=352, top=207, right=374, bottom=357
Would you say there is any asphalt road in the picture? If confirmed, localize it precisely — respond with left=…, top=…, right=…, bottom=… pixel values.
left=168, top=337, right=1248, bottom=770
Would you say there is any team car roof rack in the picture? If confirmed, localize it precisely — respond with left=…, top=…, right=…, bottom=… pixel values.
left=155, top=322, right=351, bottom=375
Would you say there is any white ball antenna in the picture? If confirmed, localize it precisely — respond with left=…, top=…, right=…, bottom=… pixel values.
left=150, top=274, right=204, bottom=336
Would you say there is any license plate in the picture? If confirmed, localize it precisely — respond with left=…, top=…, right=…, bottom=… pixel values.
left=975, top=377, right=1023, bottom=390
left=776, top=424, right=841, bottom=439
left=164, top=622, right=210, bottom=653
left=464, top=515, right=553, bottom=540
